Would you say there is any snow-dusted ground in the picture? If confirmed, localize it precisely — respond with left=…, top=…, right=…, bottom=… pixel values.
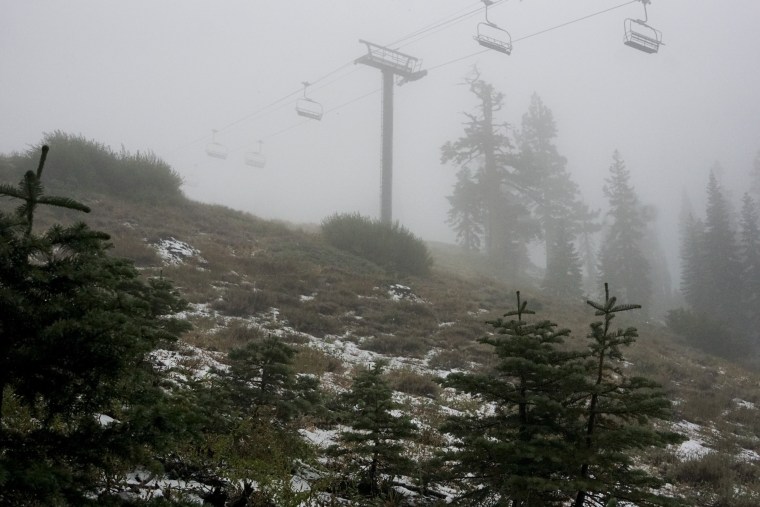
left=144, top=260, right=760, bottom=504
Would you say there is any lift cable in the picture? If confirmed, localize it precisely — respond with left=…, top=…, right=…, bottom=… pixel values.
left=513, top=0, right=637, bottom=44
left=173, top=0, right=637, bottom=157
left=388, top=1, right=508, bottom=50
left=428, top=0, right=637, bottom=72
left=242, top=0, right=639, bottom=149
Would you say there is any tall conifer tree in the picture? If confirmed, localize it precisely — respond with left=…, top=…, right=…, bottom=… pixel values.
left=543, top=218, right=584, bottom=299
left=446, top=167, right=484, bottom=251
left=701, top=171, right=742, bottom=319
left=515, top=94, right=591, bottom=275
left=597, top=151, right=651, bottom=310
left=442, top=71, right=537, bottom=278
left=739, top=193, right=760, bottom=336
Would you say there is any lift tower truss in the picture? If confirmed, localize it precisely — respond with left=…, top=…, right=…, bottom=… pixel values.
left=355, top=40, right=427, bottom=224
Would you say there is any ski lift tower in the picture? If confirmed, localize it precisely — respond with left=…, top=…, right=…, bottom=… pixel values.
left=355, top=40, right=427, bottom=224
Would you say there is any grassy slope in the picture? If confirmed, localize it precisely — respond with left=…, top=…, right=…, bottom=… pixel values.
left=5, top=165, right=760, bottom=502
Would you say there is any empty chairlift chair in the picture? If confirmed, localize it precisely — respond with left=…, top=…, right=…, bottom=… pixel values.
left=205, top=129, right=229, bottom=160
left=295, top=82, right=323, bottom=120
left=245, top=140, right=266, bottom=168
left=623, top=0, right=663, bottom=54
left=474, top=0, right=512, bottom=55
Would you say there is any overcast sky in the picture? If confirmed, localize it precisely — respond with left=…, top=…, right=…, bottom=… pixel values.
left=3, top=0, right=760, bottom=275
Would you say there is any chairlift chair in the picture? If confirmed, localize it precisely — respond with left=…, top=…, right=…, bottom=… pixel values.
left=474, top=0, right=512, bottom=55
left=296, top=82, right=323, bottom=120
left=623, top=0, right=662, bottom=54
left=205, top=129, right=228, bottom=160
left=245, top=141, right=266, bottom=168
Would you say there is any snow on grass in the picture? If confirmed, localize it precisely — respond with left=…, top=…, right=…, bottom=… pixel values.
left=299, top=427, right=340, bottom=449
left=738, top=448, right=760, bottom=462
left=151, top=237, right=206, bottom=266
left=150, top=342, right=228, bottom=380
left=733, top=398, right=756, bottom=410
left=672, top=420, right=713, bottom=459
left=387, top=284, right=426, bottom=303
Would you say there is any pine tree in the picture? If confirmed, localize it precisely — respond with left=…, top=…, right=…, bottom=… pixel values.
left=329, top=361, right=417, bottom=499
left=225, top=335, right=320, bottom=422
left=446, top=167, right=484, bottom=251
left=679, top=210, right=707, bottom=312
left=440, top=292, right=582, bottom=506
left=439, top=288, right=683, bottom=506
left=441, top=70, right=538, bottom=278
left=738, top=193, right=760, bottom=337
left=0, top=146, right=190, bottom=504
left=750, top=150, right=760, bottom=199
left=572, top=284, right=683, bottom=507
left=597, top=151, right=651, bottom=310
left=701, top=171, right=742, bottom=319
left=543, top=217, right=584, bottom=299
left=515, top=93, right=592, bottom=279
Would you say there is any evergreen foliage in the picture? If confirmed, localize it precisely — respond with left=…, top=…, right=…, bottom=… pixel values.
left=679, top=208, right=708, bottom=313
left=677, top=172, right=759, bottom=358
left=700, top=171, right=742, bottom=320
left=597, top=151, right=651, bottom=309
left=738, top=193, right=760, bottom=337
left=0, top=146, right=191, bottom=504
left=515, top=93, right=592, bottom=293
left=441, top=71, right=538, bottom=278
left=446, top=167, right=484, bottom=251
left=439, top=286, right=682, bottom=506
left=1, top=131, right=184, bottom=204
left=750, top=150, right=760, bottom=199
left=572, top=284, right=683, bottom=506
left=542, top=218, right=583, bottom=299
left=329, top=361, right=417, bottom=499
left=321, top=212, right=432, bottom=276
left=440, top=292, right=581, bottom=506
left=164, top=335, right=319, bottom=506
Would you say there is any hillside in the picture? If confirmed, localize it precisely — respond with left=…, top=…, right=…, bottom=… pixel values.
left=2, top=137, right=760, bottom=505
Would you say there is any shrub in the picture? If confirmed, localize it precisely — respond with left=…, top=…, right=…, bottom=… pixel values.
left=279, top=306, right=340, bottom=338
left=359, top=334, right=429, bottom=358
left=387, top=369, right=440, bottom=399
left=22, top=131, right=185, bottom=204
left=428, top=349, right=470, bottom=370
left=666, top=308, right=753, bottom=360
left=321, top=213, right=432, bottom=276
left=212, top=286, right=277, bottom=317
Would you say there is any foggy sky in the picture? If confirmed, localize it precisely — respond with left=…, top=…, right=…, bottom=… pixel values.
left=3, top=0, right=760, bottom=279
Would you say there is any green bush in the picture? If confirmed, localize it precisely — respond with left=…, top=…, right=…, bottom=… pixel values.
left=321, top=213, right=432, bottom=276
left=17, top=131, right=185, bottom=203
left=666, top=308, right=753, bottom=360
left=360, top=334, right=429, bottom=358
left=387, top=369, right=440, bottom=399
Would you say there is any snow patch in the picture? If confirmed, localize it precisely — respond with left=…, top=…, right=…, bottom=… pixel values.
left=733, top=398, right=756, bottom=410
left=387, top=284, right=425, bottom=303
left=151, top=237, right=205, bottom=266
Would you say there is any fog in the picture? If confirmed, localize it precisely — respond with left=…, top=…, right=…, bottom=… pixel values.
left=3, top=0, right=760, bottom=282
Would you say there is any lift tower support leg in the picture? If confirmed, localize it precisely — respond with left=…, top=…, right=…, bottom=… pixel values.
left=355, top=40, right=426, bottom=225
left=380, top=69, right=394, bottom=225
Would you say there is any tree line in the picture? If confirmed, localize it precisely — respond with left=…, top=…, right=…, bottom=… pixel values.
left=442, top=71, right=674, bottom=315
left=673, top=158, right=760, bottom=359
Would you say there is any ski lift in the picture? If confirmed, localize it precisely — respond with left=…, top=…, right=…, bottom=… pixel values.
left=205, top=129, right=228, bottom=160
left=295, top=81, right=323, bottom=120
left=245, top=140, right=266, bottom=168
left=623, top=0, right=663, bottom=54
left=474, top=0, right=512, bottom=55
